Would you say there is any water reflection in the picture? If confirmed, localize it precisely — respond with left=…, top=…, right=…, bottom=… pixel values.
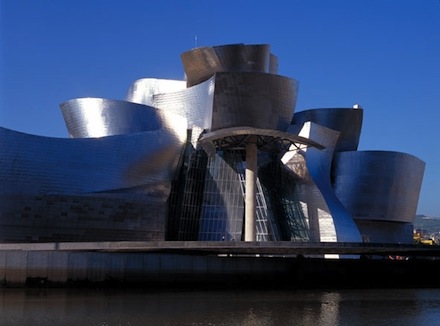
left=0, top=288, right=439, bottom=325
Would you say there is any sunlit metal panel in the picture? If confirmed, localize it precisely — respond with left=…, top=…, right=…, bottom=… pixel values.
left=60, top=98, right=162, bottom=138
left=125, top=78, right=186, bottom=105
left=332, top=151, right=425, bottom=224
left=125, top=77, right=214, bottom=131
left=0, top=119, right=186, bottom=242
left=293, top=108, right=363, bottom=152
left=152, top=77, right=215, bottom=130
left=283, top=122, right=362, bottom=243
left=0, top=123, right=185, bottom=195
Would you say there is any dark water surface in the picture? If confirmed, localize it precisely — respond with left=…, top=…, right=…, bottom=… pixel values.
left=0, top=287, right=439, bottom=325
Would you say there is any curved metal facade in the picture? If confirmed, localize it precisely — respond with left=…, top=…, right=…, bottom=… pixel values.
left=60, top=98, right=162, bottom=138
left=0, top=42, right=426, bottom=246
left=0, top=125, right=186, bottom=195
left=293, top=108, right=363, bottom=152
left=283, top=122, right=362, bottom=243
left=125, top=78, right=187, bottom=105
left=0, top=122, right=186, bottom=241
left=181, top=43, right=277, bottom=87
left=332, top=151, right=425, bottom=243
left=125, top=77, right=214, bottom=131
left=211, top=72, right=297, bottom=132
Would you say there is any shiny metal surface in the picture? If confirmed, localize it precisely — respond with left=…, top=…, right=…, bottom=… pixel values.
left=60, top=98, right=162, bottom=138
left=0, top=42, right=426, bottom=246
left=0, top=114, right=186, bottom=241
left=152, top=77, right=214, bottom=130
left=211, top=72, right=298, bottom=132
left=125, top=78, right=186, bottom=105
left=292, top=108, right=363, bottom=152
left=333, top=150, right=425, bottom=224
left=0, top=125, right=185, bottom=194
left=181, top=43, right=276, bottom=87
left=126, top=77, right=214, bottom=130
left=282, top=122, right=362, bottom=243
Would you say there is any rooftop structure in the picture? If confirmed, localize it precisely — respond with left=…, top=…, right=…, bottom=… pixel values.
left=0, top=43, right=425, bottom=245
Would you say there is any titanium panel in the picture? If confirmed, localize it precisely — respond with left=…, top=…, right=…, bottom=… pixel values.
left=283, top=122, right=362, bottom=243
left=0, top=120, right=186, bottom=242
left=125, top=78, right=187, bottom=105
left=60, top=98, right=162, bottom=138
left=181, top=43, right=273, bottom=87
left=332, top=151, right=425, bottom=224
left=0, top=191, right=169, bottom=242
left=292, top=108, right=363, bottom=152
left=152, top=77, right=215, bottom=130
left=354, top=220, right=415, bottom=244
left=0, top=124, right=185, bottom=195
left=211, top=72, right=298, bottom=132
left=269, top=54, right=278, bottom=74
left=126, top=77, right=214, bottom=131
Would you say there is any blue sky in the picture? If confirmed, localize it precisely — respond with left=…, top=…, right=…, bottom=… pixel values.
left=1, top=0, right=439, bottom=216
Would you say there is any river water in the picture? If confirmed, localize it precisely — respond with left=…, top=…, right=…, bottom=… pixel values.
left=0, top=287, right=439, bottom=325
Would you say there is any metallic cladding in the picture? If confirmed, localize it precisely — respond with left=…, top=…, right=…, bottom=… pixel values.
left=211, top=72, right=298, bottom=132
left=0, top=42, right=426, bottom=245
left=354, top=220, right=415, bottom=244
left=0, top=193, right=168, bottom=242
left=0, top=118, right=186, bottom=241
left=60, top=98, right=162, bottom=138
left=181, top=43, right=275, bottom=87
left=292, top=108, right=363, bottom=152
left=125, top=77, right=214, bottom=130
left=152, top=77, right=214, bottom=130
left=0, top=125, right=186, bottom=195
left=332, top=151, right=425, bottom=224
left=283, top=122, right=362, bottom=243
left=125, top=78, right=187, bottom=105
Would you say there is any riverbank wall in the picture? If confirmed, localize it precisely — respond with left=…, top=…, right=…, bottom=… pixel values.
left=1, top=241, right=440, bottom=289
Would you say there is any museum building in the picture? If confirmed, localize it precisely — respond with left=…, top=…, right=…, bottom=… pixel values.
left=0, top=43, right=425, bottom=245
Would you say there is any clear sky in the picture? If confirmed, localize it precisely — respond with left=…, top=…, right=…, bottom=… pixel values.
left=1, top=0, right=439, bottom=216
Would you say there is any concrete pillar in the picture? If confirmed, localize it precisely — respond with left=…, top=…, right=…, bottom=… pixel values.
left=245, top=136, right=257, bottom=241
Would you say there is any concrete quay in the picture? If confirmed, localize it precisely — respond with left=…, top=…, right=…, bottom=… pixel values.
left=2, top=241, right=440, bottom=256
left=1, top=241, right=440, bottom=289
